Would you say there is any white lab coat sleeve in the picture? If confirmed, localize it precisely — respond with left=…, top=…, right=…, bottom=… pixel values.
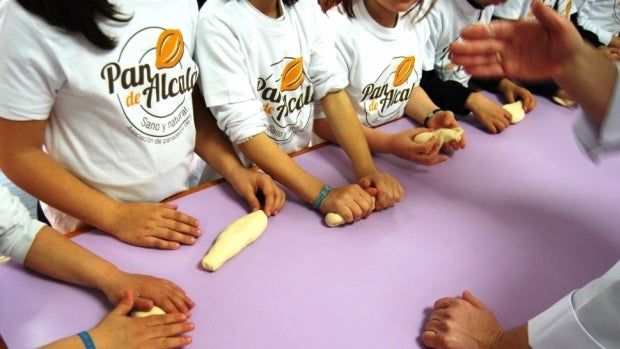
left=573, top=63, right=620, bottom=161
left=528, top=261, right=620, bottom=349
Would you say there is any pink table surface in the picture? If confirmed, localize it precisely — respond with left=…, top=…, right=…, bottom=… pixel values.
left=2, top=96, right=620, bottom=348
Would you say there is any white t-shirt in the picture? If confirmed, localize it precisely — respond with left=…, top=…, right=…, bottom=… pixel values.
left=493, top=0, right=531, bottom=19
left=0, top=0, right=200, bottom=232
left=494, top=0, right=576, bottom=20
left=577, top=0, right=620, bottom=46
left=319, top=1, right=431, bottom=127
left=424, top=0, right=495, bottom=86
left=0, top=186, right=44, bottom=264
left=195, top=0, right=347, bottom=157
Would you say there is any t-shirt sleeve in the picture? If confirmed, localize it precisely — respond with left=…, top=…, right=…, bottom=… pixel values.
left=314, top=8, right=350, bottom=120
left=194, top=11, right=268, bottom=143
left=306, top=3, right=349, bottom=101
left=0, top=186, right=44, bottom=264
left=0, top=3, right=63, bottom=121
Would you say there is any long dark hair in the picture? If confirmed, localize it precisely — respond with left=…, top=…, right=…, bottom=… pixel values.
left=16, top=0, right=131, bottom=50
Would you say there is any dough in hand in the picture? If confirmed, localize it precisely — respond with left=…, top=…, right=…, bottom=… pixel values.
left=503, top=100, right=525, bottom=124
left=324, top=197, right=375, bottom=228
left=413, top=127, right=464, bottom=148
left=130, top=305, right=166, bottom=318
left=325, top=212, right=345, bottom=227
left=201, top=210, right=268, bottom=271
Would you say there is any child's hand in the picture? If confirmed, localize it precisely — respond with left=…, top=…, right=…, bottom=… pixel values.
left=500, top=82, right=537, bottom=112
left=101, top=272, right=195, bottom=315
left=466, top=92, right=512, bottom=134
left=319, top=184, right=374, bottom=223
left=358, top=173, right=403, bottom=211
left=226, top=167, right=286, bottom=216
left=426, top=110, right=467, bottom=151
left=387, top=128, right=446, bottom=165
left=88, top=290, right=194, bottom=349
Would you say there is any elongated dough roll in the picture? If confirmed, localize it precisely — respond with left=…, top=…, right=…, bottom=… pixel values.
left=201, top=210, right=268, bottom=271
left=413, top=127, right=464, bottom=148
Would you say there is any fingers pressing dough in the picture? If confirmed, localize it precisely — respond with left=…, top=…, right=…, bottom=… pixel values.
left=201, top=210, right=268, bottom=271
left=502, top=100, right=525, bottom=124
left=324, top=197, right=375, bottom=228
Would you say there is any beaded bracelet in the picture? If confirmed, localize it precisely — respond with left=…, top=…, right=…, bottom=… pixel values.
left=77, top=331, right=96, bottom=349
left=312, top=185, right=331, bottom=209
left=423, top=108, right=443, bottom=128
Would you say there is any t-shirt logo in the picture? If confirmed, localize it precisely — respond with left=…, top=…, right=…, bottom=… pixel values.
left=258, top=56, right=314, bottom=143
left=359, top=56, right=415, bottom=126
left=437, top=43, right=470, bottom=85
left=155, top=29, right=185, bottom=69
left=100, top=27, right=199, bottom=145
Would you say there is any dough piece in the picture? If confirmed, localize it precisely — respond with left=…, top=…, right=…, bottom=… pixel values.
left=413, top=132, right=435, bottom=144
left=503, top=100, right=525, bottom=124
left=324, top=197, right=375, bottom=228
left=130, top=305, right=166, bottom=318
left=552, top=96, right=576, bottom=108
left=325, top=213, right=345, bottom=227
left=413, top=127, right=464, bottom=148
left=0, top=256, right=11, bottom=264
left=201, top=210, right=268, bottom=271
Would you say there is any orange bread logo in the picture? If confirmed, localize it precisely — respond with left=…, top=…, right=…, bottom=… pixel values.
left=280, top=57, right=304, bottom=92
left=156, top=29, right=184, bottom=69
left=393, top=56, right=415, bottom=87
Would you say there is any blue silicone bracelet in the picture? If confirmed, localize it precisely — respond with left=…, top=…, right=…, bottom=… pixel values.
left=312, top=185, right=331, bottom=209
left=77, top=331, right=96, bottom=349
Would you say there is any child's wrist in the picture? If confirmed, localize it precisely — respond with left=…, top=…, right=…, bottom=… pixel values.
left=312, top=185, right=331, bottom=209
left=423, top=108, right=443, bottom=128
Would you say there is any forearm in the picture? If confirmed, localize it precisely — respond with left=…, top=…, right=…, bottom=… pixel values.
left=0, top=119, right=121, bottom=231
left=314, top=118, right=396, bottom=155
left=496, top=324, right=531, bottom=349
left=404, top=86, right=441, bottom=124
left=553, top=43, right=617, bottom=123
left=39, top=334, right=85, bottom=349
left=193, top=89, right=248, bottom=179
left=238, top=134, right=324, bottom=204
left=320, top=90, right=377, bottom=178
left=23, top=226, right=120, bottom=292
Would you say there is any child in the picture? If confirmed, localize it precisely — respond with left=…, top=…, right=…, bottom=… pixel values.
left=0, top=185, right=195, bottom=348
left=195, top=0, right=404, bottom=223
left=313, top=0, right=466, bottom=166
left=0, top=0, right=285, bottom=249
left=577, top=0, right=620, bottom=60
left=420, top=0, right=538, bottom=134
